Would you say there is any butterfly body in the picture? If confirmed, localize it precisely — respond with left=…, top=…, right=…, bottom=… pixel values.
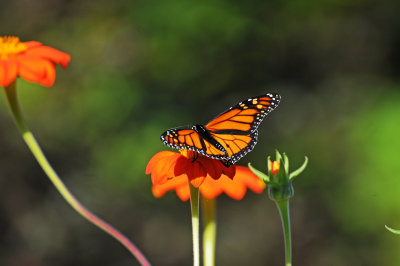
left=161, top=93, right=281, bottom=167
left=191, top=125, right=228, bottom=154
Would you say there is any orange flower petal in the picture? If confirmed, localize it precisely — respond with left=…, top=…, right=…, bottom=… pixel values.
left=199, top=177, right=223, bottom=199
left=152, top=175, right=187, bottom=198
left=187, top=160, right=207, bottom=181
left=175, top=183, right=191, bottom=201
left=236, top=166, right=266, bottom=194
left=146, top=151, right=181, bottom=185
left=24, top=45, right=71, bottom=68
left=152, top=174, right=194, bottom=201
left=0, top=60, right=18, bottom=87
left=190, top=176, right=206, bottom=187
left=23, top=41, right=42, bottom=49
left=18, top=56, right=56, bottom=87
left=199, top=157, right=221, bottom=179
left=222, top=164, right=236, bottom=179
left=145, top=151, right=176, bottom=174
left=270, top=161, right=280, bottom=176
left=152, top=157, right=178, bottom=184
left=174, top=156, right=190, bottom=176
left=199, top=166, right=266, bottom=200
left=221, top=176, right=247, bottom=200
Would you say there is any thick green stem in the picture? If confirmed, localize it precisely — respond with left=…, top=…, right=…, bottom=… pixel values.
left=275, top=199, right=292, bottom=266
left=202, top=197, right=216, bottom=266
left=3, top=82, right=151, bottom=266
left=189, top=182, right=200, bottom=266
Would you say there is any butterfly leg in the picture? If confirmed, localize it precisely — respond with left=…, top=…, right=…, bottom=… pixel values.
left=191, top=152, right=199, bottom=163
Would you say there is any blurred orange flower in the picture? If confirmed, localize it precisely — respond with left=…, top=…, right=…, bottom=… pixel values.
left=0, top=36, right=70, bottom=87
left=146, top=150, right=266, bottom=201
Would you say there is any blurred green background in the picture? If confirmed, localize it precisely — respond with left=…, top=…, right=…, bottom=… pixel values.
left=1, top=0, right=400, bottom=265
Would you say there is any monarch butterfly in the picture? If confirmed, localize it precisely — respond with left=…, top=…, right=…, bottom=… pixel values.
left=161, top=93, right=281, bottom=167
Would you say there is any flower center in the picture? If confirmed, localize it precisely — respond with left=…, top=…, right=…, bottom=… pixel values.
left=0, top=36, right=27, bottom=60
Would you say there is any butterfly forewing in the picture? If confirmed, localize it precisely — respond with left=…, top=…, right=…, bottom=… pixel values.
left=161, top=129, right=229, bottom=159
left=205, top=93, right=280, bottom=134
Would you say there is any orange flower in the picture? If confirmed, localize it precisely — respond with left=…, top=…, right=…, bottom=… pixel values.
left=146, top=150, right=266, bottom=201
left=146, top=150, right=236, bottom=187
left=0, top=36, right=70, bottom=87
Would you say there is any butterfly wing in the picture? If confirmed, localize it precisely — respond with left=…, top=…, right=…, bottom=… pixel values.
left=160, top=93, right=280, bottom=166
left=206, top=93, right=280, bottom=134
left=205, top=93, right=280, bottom=164
left=160, top=128, right=230, bottom=159
left=208, top=131, right=258, bottom=166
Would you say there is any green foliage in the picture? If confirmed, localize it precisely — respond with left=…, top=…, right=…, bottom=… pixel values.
left=128, top=0, right=249, bottom=90
left=337, top=90, right=400, bottom=233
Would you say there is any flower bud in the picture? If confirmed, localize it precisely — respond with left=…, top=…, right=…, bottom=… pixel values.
left=249, top=150, right=308, bottom=201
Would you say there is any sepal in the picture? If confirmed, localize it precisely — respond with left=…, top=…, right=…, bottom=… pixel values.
left=248, top=162, right=270, bottom=183
left=385, top=225, right=400, bottom=235
left=289, top=156, right=308, bottom=180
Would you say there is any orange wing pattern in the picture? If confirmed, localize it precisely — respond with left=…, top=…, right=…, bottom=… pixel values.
left=209, top=131, right=258, bottom=165
left=161, top=129, right=227, bottom=158
left=206, top=94, right=280, bottom=134
left=160, top=93, right=280, bottom=166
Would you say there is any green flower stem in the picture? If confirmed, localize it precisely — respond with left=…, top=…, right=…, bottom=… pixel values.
left=202, top=197, right=216, bottom=266
left=189, top=182, right=200, bottom=266
left=275, top=199, right=292, bottom=266
left=4, top=82, right=151, bottom=266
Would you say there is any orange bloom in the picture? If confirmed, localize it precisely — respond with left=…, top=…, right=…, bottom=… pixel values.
left=146, top=150, right=236, bottom=187
left=0, top=36, right=70, bottom=87
left=270, top=161, right=280, bottom=176
left=146, top=150, right=266, bottom=201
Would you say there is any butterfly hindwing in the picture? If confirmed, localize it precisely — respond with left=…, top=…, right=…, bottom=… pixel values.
left=209, top=130, right=258, bottom=165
